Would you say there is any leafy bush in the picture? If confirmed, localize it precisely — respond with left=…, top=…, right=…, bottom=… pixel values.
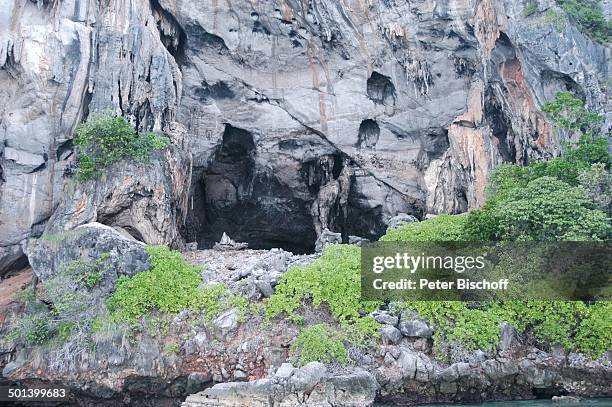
left=23, top=316, right=52, bottom=345
left=266, top=245, right=378, bottom=323
left=395, top=301, right=607, bottom=356
left=380, top=214, right=468, bottom=242
left=63, top=253, right=110, bottom=289
left=556, top=0, right=611, bottom=43
left=164, top=342, right=180, bottom=355
left=578, top=163, right=612, bottom=214
left=543, top=92, right=605, bottom=138
left=494, top=177, right=609, bottom=241
left=107, top=246, right=246, bottom=323
left=291, top=324, right=349, bottom=366
left=74, top=114, right=170, bottom=181
left=266, top=245, right=380, bottom=364
left=464, top=92, right=610, bottom=241
left=575, top=302, right=612, bottom=358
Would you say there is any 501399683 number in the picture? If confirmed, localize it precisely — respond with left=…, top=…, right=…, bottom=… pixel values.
left=0, top=386, right=69, bottom=401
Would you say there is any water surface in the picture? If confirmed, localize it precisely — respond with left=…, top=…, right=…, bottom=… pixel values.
left=376, top=399, right=612, bottom=407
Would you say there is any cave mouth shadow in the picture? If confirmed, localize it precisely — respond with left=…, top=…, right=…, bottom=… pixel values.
left=184, top=125, right=318, bottom=254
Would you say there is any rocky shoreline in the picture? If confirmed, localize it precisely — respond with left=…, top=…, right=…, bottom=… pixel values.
left=1, top=236, right=610, bottom=407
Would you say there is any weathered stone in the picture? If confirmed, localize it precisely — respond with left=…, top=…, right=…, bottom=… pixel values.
left=274, top=363, right=295, bottom=380
left=25, top=222, right=150, bottom=291
left=381, top=325, right=402, bottom=345
left=186, top=372, right=213, bottom=395
left=399, top=319, right=433, bottom=338
left=314, top=228, right=342, bottom=253
left=213, top=233, right=248, bottom=251
left=213, top=308, right=239, bottom=339
left=499, top=321, right=519, bottom=351
left=374, top=312, right=399, bottom=326
left=386, top=213, right=419, bottom=232
left=182, top=364, right=377, bottom=407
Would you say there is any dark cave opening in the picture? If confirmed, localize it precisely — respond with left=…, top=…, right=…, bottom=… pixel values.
left=485, top=88, right=517, bottom=163
left=357, top=119, right=380, bottom=149
left=186, top=125, right=318, bottom=254
left=367, top=71, right=396, bottom=105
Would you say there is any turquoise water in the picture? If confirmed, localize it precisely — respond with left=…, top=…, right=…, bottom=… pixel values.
left=376, top=399, right=612, bottom=407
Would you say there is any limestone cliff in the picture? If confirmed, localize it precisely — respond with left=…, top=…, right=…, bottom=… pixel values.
left=0, top=0, right=609, bottom=274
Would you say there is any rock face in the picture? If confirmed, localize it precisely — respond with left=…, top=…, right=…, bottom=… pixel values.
left=182, top=362, right=379, bottom=407
left=1, top=0, right=609, bottom=273
left=25, top=222, right=151, bottom=289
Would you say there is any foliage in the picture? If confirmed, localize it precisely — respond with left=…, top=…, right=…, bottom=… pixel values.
left=543, top=92, right=605, bottom=138
left=63, top=253, right=110, bottom=289
left=290, top=324, right=349, bottom=366
left=575, top=302, right=612, bottom=358
left=107, top=246, right=246, bottom=324
left=21, top=315, right=52, bottom=345
left=394, top=301, right=608, bottom=357
left=266, top=245, right=380, bottom=364
left=464, top=92, right=610, bottom=241
left=164, top=342, right=180, bottom=355
left=578, top=163, right=612, bottom=214
left=74, top=114, right=170, bottom=181
left=380, top=214, right=468, bottom=242
left=556, top=0, right=611, bottom=43
left=266, top=245, right=379, bottom=323
left=493, top=177, right=610, bottom=241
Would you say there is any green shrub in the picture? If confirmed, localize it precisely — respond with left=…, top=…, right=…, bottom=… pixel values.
left=291, top=324, right=349, bottom=366
left=164, top=342, right=180, bottom=355
left=575, top=302, right=612, bottom=358
left=380, top=214, right=468, bottom=242
left=543, top=91, right=605, bottom=137
left=556, top=0, right=611, bottom=43
left=494, top=177, right=610, bottom=241
left=395, top=301, right=602, bottom=355
left=578, top=163, right=612, bottom=214
left=107, top=246, right=246, bottom=323
left=74, top=114, right=170, bottom=181
left=266, top=245, right=380, bottom=364
left=27, top=317, right=52, bottom=345
left=63, top=253, right=110, bottom=289
left=266, top=245, right=379, bottom=324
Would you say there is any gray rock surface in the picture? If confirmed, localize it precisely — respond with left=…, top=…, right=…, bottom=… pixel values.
left=25, top=222, right=150, bottom=288
left=399, top=319, right=434, bottom=339
left=2, top=0, right=609, bottom=273
left=314, top=228, right=342, bottom=252
left=386, top=213, right=419, bottom=232
left=182, top=362, right=378, bottom=407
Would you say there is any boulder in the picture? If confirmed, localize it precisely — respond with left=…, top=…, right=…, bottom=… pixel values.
left=182, top=362, right=377, bottom=407
left=213, top=308, right=239, bottom=339
left=24, top=222, right=150, bottom=292
left=386, top=213, right=419, bottom=232
left=213, top=233, right=249, bottom=251
left=399, top=319, right=433, bottom=338
left=381, top=325, right=402, bottom=345
left=315, top=228, right=342, bottom=252
left=373, top=312, right=399, bottom=326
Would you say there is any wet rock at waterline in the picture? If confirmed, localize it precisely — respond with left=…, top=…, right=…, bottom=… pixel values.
left=182, top=362, right=379, bottom=407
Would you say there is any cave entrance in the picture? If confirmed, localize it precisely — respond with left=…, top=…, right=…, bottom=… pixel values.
left=187, top=125, right=317, bottom=253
